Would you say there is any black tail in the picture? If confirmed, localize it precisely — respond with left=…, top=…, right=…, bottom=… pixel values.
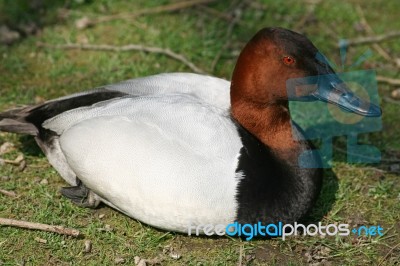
left=0, top=106, right=39, bottom=135
left=0, top=90, right=127, bottom=138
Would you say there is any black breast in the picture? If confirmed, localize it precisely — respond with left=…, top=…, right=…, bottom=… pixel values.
left=234, top=124, right=322, bottom=224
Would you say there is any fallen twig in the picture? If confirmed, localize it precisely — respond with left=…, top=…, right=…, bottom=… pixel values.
left=383, top=96, right=400, bottom=105
left=333, top=146, right=400, bottom=163
left=37, top=42, right=205, bottom=74
left=196, top=4, right=246, bottom=27
left=0, top=188, right=17, bottom=198
left=197, top=5, right=234, bottom=22
left=355, top=5, right=393, bottom=63
left=377, top=75, right=400, bottom=86
left=0, top=217, right=80, bottom=237
left=377, top=242, right=400, bottom=266
left=86, top=0, right=217, bottom=26
left=339, top=31, right=400, bottom=48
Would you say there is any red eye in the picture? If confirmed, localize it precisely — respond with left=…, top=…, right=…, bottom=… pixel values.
left=283, top=56, right=295, bottom=65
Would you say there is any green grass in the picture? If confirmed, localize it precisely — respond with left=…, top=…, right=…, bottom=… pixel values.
left=1, top=0, right=399, bottom=265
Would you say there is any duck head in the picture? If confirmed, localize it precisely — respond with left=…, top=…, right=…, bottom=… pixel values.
left=231, top=27, right=381, bottom=155
left=231, top=27, right=381, bottom=117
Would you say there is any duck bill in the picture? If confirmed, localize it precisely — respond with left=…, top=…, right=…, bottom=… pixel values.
left=312, top=73, right=381, bottom=117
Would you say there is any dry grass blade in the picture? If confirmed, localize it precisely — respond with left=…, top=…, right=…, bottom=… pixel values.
left=377, top=242, right=400, bottom=266
left=237, top=244, right=244, bottom=266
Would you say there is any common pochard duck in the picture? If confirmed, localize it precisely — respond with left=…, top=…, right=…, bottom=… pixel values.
left=0, top=27, right=381, bottom=233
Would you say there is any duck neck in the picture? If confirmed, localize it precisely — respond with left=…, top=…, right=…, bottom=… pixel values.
left=231, top=98, right=301, bottom=163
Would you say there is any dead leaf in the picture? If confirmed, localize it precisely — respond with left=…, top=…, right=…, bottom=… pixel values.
left=34, top=237, right=47, bottom=244
left=84, top=240, right=92, bottom=253
left=18, top=160, right=27, bottom=172
left=0, top=25, right=20, bottom=45
left=2, top=154, right=24, bottom=165
left=77, top=33, right=89, bottom=44
left=134, top=256, right=146, bottom=266
left=0, top=142, right=15, bottom=155
left=39, top=179, right=48, bottom=185
left=98, top=224, right=113, bottom=232
left=75, top=17, right=93, bottom=30
left=115, top=257, right=125, bottom=264
left=391, top=88, right=400, bottom=99
left=169, top=252, right=181, bottom=260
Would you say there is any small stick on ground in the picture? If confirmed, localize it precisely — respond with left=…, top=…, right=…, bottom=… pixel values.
left=355, top=5, right=393, bottom=62
left=377, top=242, right=400, bottom=266
left=0, top=188, right=17, bottom=198
left=37, top=42, right=205, bottom=74
left=383, top=96, right=400, bottom=105
left=377, top=75, right=400, bottom=86
left=90, top=0, right=217, bottom=26
left=0, top=218, right=80, bottom=237
left=196, top=4, right=246, bottom=27
left=197, top=5, right=234, bottom=22
left=339, top=31, right=400, bottom=48
left=333, top=146, right=400, bottom=163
